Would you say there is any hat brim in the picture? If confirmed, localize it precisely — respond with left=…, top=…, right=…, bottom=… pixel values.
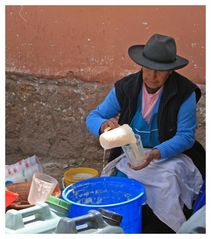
left=128, top=45, right=189, bottom=71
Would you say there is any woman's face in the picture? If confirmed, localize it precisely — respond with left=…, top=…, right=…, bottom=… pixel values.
left=142, top=67, right=172, bottom=89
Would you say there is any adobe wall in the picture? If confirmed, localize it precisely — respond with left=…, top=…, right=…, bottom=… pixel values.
left=6, top=6, right=205, bottom=83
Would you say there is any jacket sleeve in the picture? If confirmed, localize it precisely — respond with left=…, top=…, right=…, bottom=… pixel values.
left=85, top=87, right=121, bottom=136
left=155, top=92, right=196, bottom=158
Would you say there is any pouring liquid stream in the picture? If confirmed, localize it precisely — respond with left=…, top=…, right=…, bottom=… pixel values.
left=102, top=126, right=111, bottom=170
left=130, top=142, right=144, bottom=163
left=102, top=149, right=108, bottom=170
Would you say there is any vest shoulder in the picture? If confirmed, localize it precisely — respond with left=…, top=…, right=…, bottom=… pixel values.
left=172, top=71, right=193, bottom=85
left=114, top=71, right=142, bottom=107
left=171, top=71, right=201, bottom=102
left=115, top=71, right=141, bottom=88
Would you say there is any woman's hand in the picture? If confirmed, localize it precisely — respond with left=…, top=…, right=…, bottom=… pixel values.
left=100, top=118, right=120, bottom=133
left=130, top=149, right=161, bottom=170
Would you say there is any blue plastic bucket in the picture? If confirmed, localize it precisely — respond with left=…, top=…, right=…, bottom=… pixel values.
left=62, top=176, right=145, bottom=233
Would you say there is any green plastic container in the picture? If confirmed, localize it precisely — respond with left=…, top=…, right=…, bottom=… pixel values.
left=47, top=195, right=71, bottom=217
left=5, top=203, right=61, bottom=234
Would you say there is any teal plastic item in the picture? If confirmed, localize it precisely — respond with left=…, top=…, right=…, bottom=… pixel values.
left=62, top=176, right=146, bottom=233
left=56, top=210, right=124, bottom=234
left=5, top=203, right=61, bottom=234
left=47, top=195, right=71, bottom=217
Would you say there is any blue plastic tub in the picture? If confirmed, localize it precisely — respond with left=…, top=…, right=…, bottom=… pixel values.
left=62, top=176, right=145, bottom=233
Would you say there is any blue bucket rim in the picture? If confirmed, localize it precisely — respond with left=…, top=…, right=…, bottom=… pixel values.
left=62, top=176, right=145, bottom=208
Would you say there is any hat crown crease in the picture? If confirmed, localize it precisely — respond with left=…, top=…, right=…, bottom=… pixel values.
left=143, top=35, right=177, bottom=63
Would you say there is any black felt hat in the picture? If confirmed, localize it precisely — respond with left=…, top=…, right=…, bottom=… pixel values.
left=128, top=34, right=189, bottom=71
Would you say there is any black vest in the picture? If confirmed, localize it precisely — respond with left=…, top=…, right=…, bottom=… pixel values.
left=109, top=71, right=205, bottom=178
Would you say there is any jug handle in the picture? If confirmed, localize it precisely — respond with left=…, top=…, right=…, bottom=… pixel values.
left=56, top=210, right=108, bottom=233
left=5, top=203, right=53, bottom=230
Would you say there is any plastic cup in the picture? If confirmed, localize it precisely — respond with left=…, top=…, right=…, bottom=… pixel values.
left=121, top=134, right=145, bottom=167
left=27, top=172, right=57, bottom=205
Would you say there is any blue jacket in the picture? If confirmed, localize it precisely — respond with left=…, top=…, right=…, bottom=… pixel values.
left=86, top=86, right=196, bottom=159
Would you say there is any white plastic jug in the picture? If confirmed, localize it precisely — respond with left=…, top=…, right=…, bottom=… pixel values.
left=5, top=203, right=60, bottom=234
left=99, top=124, right=136, bottom=149
left=56, top=210, right=124, bottom=234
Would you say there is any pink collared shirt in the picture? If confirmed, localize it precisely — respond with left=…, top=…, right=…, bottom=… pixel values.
left=142, top=83, right=163, bottom=123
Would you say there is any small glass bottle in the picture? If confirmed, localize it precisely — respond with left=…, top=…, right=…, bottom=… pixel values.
left=121, top=134, right=145, bottom=167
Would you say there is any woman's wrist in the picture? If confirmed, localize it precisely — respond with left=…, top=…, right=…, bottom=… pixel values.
left=152, top=148, right=161, bottom=159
